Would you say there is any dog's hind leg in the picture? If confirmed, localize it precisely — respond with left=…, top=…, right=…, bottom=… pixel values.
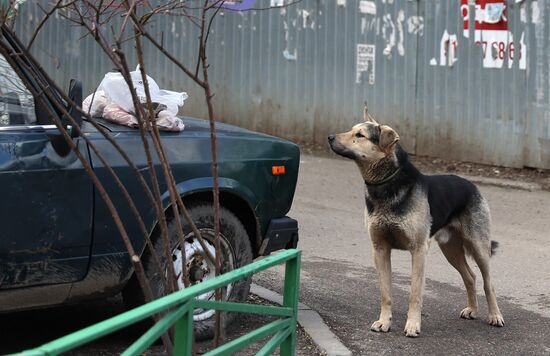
left=463, top=197, right=504, bottom=327
left=437, top=228, right=478, bottom=319
left=469, top=240, right=505, bottom=326
left=370, top=239, right=393, bottom=333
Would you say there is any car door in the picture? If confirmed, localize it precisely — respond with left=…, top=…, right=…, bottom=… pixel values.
left=0, top=52, right=93, bottom=289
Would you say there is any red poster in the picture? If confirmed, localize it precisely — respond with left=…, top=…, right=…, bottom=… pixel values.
left=461, top=0, right=507, bottom=33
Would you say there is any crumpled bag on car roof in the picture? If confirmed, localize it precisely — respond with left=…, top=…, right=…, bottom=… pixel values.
left=82, top=90, right=109, bottom=117
left=100, top=102, right=185, bottom=132
left=98, top=66, right=188, bottom=115
left=102, top=103, right=139, bottom=128
left=82, top=66, right=187, bottom=132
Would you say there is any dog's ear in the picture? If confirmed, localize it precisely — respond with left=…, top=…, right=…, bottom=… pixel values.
left=379, top=125, right=399, bottom=154
left=363, top=102, right=378, bottom=124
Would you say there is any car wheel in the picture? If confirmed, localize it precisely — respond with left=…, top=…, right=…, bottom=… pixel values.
left=123, top=203, right=253, bottom=340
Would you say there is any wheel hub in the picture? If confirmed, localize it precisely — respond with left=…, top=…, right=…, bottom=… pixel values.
left=171, top=229, right=234, bottom=322
left=189, top=264, right=206, bottom=283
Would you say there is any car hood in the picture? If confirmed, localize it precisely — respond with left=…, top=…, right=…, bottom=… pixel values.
left=88, top=116, right=273, bottom=139
left=179, top=117, right=271, bottom=137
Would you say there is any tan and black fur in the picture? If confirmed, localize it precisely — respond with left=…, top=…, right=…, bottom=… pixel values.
left=327, top=107, right=504, bottom=337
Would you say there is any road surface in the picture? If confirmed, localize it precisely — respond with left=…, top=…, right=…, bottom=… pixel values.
left=255, top=153, right=550, bottom=355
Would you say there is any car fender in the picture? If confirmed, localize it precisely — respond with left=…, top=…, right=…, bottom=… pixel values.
left=164, top=177, right=259, bottom=209
left=143, top=177, right=260, bottom=244
left=124, top=177, right=261, bottom=290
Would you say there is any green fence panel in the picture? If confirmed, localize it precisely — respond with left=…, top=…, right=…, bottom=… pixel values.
left=122, top=303, right=191, bottom=356
left=281, top=255, right=301, bottom=355
left=18, top=249, right=301, bottom=356
left=257, top=328, right=293, bottom=356
left=200, top=319, right=291, bottom=356
left=194, top=300, right=294, bottom=317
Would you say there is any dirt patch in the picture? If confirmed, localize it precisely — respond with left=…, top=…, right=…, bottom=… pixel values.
left=300, top=142, right=550, bottom=191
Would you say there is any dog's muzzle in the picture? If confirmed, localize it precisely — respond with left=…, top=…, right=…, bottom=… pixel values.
left=328, top=135, right=356, bottom=160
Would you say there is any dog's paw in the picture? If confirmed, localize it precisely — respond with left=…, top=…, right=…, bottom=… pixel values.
left=488, top=313, right=505, bottom=327
left=460, top=307, right=477, bottom=320
left=404, top=319, right=421, bottom=338
left=370, top=319, right=391, bottom=333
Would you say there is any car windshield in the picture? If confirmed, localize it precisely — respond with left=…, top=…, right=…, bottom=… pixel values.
left=1, top=25, right=69, bottom=126
left=0, top=54, right=37, bottom=126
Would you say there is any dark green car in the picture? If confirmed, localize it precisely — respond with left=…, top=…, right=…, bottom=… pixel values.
left=0, top=27, right=299, bottom=339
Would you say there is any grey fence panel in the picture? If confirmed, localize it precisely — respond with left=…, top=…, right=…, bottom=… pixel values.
left=416, top=0, right=530, bottom=167
left=524, top=0, right=550, bottom=168
left=13, top=0, right=550, bottom=169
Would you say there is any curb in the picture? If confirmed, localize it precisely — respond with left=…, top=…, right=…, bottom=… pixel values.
left=250, top=283, right=352, bottom=356
left=460, top=174, right=541, bottom=191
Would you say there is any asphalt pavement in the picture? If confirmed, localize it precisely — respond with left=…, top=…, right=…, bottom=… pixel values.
left=254, top=153, right=550, bottom=355
left=2, top=152, right=549, bottom=355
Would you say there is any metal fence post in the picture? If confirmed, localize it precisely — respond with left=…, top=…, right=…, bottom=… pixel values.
left=280, top=251, right=301, bottom=356
left=174, top=301, right=194, bottom=356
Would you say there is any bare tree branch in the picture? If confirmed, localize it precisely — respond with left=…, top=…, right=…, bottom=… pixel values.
left=27, top=0, right=69, bottom=50
left=0, top=29, right=173, bottom=351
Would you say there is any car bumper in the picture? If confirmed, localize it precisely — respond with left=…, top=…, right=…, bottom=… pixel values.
left=258, top=217, right=299, bottom=256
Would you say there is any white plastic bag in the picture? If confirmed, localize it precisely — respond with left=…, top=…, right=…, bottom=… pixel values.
left=98, top=66, right=188, bottom=115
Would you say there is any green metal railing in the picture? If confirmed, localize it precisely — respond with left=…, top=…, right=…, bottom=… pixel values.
left=19, top=249, right=301, bottom=356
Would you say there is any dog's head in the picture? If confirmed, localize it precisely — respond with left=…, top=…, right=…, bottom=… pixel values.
left=328, top=107, right=400, bottom=163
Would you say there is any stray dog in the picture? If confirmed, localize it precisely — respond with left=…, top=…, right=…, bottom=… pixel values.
left=327, top=107, right=504, bottom=337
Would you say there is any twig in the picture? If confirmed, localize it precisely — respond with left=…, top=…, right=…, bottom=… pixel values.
left=27, top=0, right=69, bottom=50
left=131, top=24, right=191, bottom=288
left=198, top=0, right=224, bottom=346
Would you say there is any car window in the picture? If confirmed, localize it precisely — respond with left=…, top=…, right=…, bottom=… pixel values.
left=0, top=53, right=36, bottom=126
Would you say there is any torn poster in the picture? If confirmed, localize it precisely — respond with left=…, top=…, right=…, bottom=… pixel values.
left=359, top=1, right=376, bottom=15
left=407, top=16, right=424, bottom=36
left=461, top=0, right=507, bottom=41
left=219, top=0, right=257, bottom=10
left=520, top=0, right=540, bottom=24
left=439, top=31, right=458, bottom=67
left=461, top=0, right=526, bottom=69
left=356, top=44, right=375, bottom=85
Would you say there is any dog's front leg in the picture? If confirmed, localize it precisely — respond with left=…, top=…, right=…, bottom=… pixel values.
left=404, top=242, right=429, bottom=337
left=370, top=241, right=392, bottom=332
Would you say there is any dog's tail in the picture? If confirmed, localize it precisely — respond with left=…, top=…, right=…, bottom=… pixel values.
left=490, top=240, right=499, bottom=257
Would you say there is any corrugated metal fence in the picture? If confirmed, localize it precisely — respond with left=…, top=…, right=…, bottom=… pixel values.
left=15, top=0, right=550, bottom=169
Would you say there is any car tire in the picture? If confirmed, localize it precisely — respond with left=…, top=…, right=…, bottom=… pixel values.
left=122, top=203, right=253, bottom=340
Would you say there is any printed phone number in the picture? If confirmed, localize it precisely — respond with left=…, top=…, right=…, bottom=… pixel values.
left=475, top=40, right=522, bottom=60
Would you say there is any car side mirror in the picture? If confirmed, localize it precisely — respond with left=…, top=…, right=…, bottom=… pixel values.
left=67, top=79, right=83, bottom=138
